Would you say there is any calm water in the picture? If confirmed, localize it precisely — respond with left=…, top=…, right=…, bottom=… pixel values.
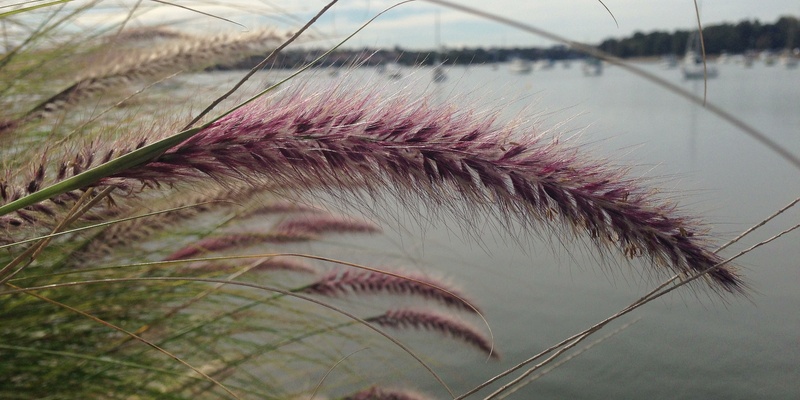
left=185, top=62, right=800, bottom=399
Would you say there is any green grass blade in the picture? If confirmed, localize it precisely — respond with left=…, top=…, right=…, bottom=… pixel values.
left=0, top=126, right=202, bottom=217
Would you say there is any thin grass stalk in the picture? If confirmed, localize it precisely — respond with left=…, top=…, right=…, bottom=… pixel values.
left=715, top=196, right=800, bottom=253
left=7, top=253, right=292, bottom=283
left=109, top=260, right=479, bottom=361
left=182, top=0, right=340, bottom=129
left=0, top=343, right=196, bottom=379
left=181, top=257, right=318, bottom=274
left=7, top=253, right=489, bottom=338
left=0, top=1, right=97, bottom=69
left=495, top=318, right=642, bottom=399
left=184, top=306, right=491, bottom=395
left=459, top=216, right=799, bottom=399
left=98, top=255, right=324, bottom=382
left=23, top=187, right=114, bottom=262
left=0, top=1, right=73, bottom=18
left=310, top=348, right=368, bottom=400
left=148, top=0, right=247, bottom=29
left=71, top=185, right=268, bottom=263
left=163, top=233, right=314, bottom=261
left=54, top=71, right=183, bottom=145
left=99, top=256, right=289, bottom=355
left=0, top=201, right=215, bottom=251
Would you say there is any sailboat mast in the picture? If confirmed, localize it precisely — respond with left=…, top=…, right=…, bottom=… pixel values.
left=436, top=10, right=441, bottom=52
left=432, top=9, right=447, bottom=82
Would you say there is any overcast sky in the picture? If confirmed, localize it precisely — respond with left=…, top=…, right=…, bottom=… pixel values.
left=82, top=0, right=799, bottom=49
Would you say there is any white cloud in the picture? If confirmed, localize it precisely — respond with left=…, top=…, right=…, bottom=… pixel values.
left=45, top=0, right=799, bottom=48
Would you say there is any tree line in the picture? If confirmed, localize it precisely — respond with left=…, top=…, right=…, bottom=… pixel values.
left=213, top=16, right=799, bottom=70
left=598, top=16, right=799, bottom=57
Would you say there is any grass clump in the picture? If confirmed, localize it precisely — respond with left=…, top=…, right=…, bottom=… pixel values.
left=1, top=2, right=770, bottom=399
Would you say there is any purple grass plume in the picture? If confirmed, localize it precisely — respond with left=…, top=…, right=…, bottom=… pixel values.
left=0, top=29, right=282, bottom=134
left=111, top=85, right=743, bottom=293
left=163, top=212, right=379, bottom=261
left=367, top=308, right=498, bottom=360
left=239, top=201, right=322, bottom=218
left=163, top=232, right=315, bottom=261
left=1, top=145, right=134, bottom=238
left=272, top=214, right=381, bottom=237
left=303, top=268, right=479, bottom=314
left=342, top=386, right=434, bottom=400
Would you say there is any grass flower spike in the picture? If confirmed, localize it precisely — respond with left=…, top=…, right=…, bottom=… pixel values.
left=110, top=85, right=742, bottom=293
left=304, top=268, right=479, bottom=313
left=1, top=29, right=282, bottom=134
left=367, top=308, right=498, bottom=359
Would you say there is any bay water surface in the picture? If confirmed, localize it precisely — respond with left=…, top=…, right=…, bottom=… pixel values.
left=182, top=61, right=799, bottom=399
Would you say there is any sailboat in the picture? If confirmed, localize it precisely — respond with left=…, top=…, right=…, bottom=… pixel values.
left=508, top=57, right=532, bottom=74
left=781, top=48, right=799, bottom=68
left=385, top=62, right=403, bottom=80
left=780, top=22, right=799, bottom=69
left=582, top=57, right=603, bottom=76
left=432, top=64, right=447, bottom=82
left=681, top=31, right=718, bottom=79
